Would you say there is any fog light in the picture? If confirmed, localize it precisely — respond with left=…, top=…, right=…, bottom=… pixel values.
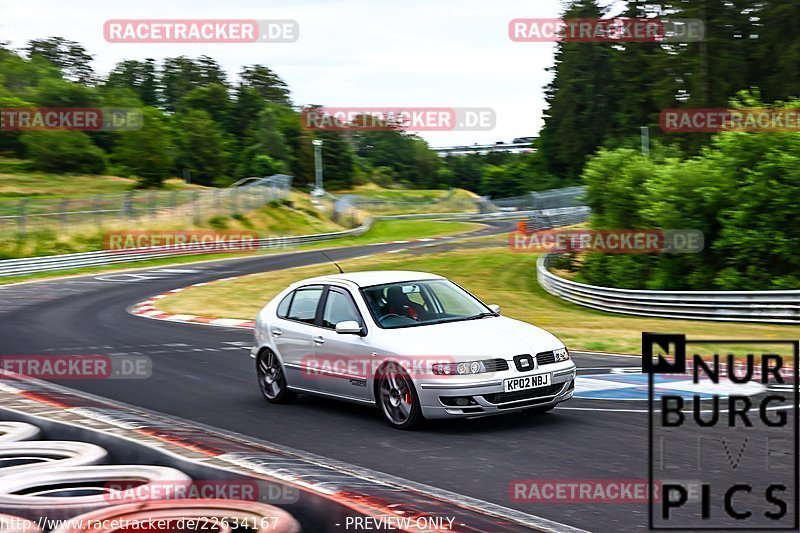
left=554, top=348, right=570, bottom=362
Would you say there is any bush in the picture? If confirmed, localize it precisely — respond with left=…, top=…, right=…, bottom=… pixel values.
left=21, top=130, right=105, bottom=174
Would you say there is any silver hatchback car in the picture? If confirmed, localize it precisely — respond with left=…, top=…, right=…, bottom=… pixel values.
left=251, top=271, right=576, bottom=429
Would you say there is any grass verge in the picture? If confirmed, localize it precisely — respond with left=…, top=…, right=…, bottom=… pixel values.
left=0, top=219, right=480, bottom=286
left=155, top=243, right=800, bottom=355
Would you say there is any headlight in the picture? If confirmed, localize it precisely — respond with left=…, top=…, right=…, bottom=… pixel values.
left=554, top=347, right=570, bottom=362
left=432, top=361, right=487, bottom=375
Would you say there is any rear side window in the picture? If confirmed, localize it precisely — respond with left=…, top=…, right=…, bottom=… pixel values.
left=322, top=289, right=362, bottom=329
left=286, top=287, right=324, bottom=324
left=276, top=292, right=293, bottom=318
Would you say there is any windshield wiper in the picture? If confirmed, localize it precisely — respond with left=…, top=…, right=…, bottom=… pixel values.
left=465, top=312, right=497, bottom=320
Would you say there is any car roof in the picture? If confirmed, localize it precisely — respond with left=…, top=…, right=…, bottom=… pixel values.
left=295, top=270, right=445, bottom=288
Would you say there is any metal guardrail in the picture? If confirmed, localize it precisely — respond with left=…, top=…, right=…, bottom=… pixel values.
left=537, top=254, right=800, bottom=324
left=0, top=206, right=591, bottom=279
left=0, top=220, right=375, bottom=278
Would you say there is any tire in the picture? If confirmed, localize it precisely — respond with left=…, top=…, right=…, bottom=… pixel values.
left=256, top=349, right=297, bottom=404
left=376, top=363, right=423, bottom=430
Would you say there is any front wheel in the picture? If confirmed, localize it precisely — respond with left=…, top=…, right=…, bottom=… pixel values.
left=257, top=349, right=297, bottom=404
left=376, top=363, right=423, bottom=430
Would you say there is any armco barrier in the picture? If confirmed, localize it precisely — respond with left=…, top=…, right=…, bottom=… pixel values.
left=0, top=220, right=374, bottom=278
left=537, top=254, right=800, bottom=324
left=0, top=207, right=590, bottom=279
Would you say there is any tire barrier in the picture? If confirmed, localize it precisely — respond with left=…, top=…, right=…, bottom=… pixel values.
left=0, top=420, right=304, bottom=531
left=0, top=466, right=190, bottom=521
left=0, top=513, right=41, bottom=533
left=0, top=442, right=107, bottom=477
left=0, top=424, right=40, bottom=443
left=51, top=499, right=301, bottom=533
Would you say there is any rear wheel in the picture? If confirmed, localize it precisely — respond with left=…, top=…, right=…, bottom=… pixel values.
left=257, top=349, right=297, bottom=404
left=376, top=363, right=423, bottom=430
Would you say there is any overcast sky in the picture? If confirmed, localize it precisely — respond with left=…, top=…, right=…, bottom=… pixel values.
left=0, top=0, right=592, bottom=146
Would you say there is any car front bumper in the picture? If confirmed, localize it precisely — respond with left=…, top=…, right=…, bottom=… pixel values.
left=416, top=363, right=576, bottom=419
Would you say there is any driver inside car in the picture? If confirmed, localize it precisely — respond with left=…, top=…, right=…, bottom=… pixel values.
left=384, top=285, right=424, bottom=321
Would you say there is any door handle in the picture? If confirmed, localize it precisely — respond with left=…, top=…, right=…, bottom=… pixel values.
left=313, top=336, right=325, bottom=345
left=272, top=328, right=282, bottom=337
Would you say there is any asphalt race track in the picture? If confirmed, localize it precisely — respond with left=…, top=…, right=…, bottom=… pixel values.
left=1, top=221, right=795, bottom=532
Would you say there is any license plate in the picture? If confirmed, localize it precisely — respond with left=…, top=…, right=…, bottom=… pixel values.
left=504, top=373, right=551, bottom=393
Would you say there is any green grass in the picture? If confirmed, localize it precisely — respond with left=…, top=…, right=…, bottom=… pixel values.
left=338, top=184, right=477, bottom=201
left=156, top=243, right=800, bottom=355
left=0, top=170, right=202, bottom=200
left=0, top=196, right=349, bottom=260
left=0, top=219, right=481, bottom=285
left=315, top=219, right=477, bottom=247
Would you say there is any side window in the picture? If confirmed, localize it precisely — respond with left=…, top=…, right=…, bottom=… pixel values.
left=276, top=292, right=293, bottom=318
left=322, top=289, right=362, bottom=329
left=287, top=287, right=323, bottom=324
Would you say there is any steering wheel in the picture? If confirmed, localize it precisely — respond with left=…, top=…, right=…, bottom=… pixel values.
left=379, top=313, right=403, bottom=323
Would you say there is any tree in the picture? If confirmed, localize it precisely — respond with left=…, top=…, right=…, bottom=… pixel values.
left=160, top=56, right=227, bottom=111
left=173, top=109, right=230, bottom=186
left=32, top=77, right=98, bottom=107
left=112, top=107, right=174, bottom=187
left=25, top=37, right=95, bottom=84
left=239, top=65, right=291, bottom=105
left=21, top=131, right=105, bottom=174
left=538, top=0, right=617, bottom=181
left=178, top=83, right=232, bottom=126
left=106, top=59, right=159, bottom=106
left=441, top=154, right=485, bottom=193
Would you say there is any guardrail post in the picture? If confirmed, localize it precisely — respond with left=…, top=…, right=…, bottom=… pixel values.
left=169, top=191, right=178, bottom=220
left=123, top=192, right=134, bottom=220
left=192, top=191, right=200, bottom=224
left=92, top=195, right=101, bottom=226
left=59, top=199, right=69, bottom=230
left=17, top=199, right=27, bottom=236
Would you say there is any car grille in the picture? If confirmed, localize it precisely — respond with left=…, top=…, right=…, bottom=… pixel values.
left=483, top=358, right=510, bottom=372
left=536, top=350, right=556, bottom=366
left=481, top=383, right=563, bottom=405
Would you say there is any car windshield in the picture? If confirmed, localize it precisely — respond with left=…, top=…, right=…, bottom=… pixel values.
left=361, top=279, right=494, bottom=329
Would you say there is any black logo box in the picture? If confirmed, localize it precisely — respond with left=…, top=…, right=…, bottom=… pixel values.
left=644, top=333, right=799, bottom=531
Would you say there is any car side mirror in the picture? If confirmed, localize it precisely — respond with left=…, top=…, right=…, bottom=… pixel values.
left=488, top=304, right=501, bottom=315
left=335, top=320, right=363, bottom=335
